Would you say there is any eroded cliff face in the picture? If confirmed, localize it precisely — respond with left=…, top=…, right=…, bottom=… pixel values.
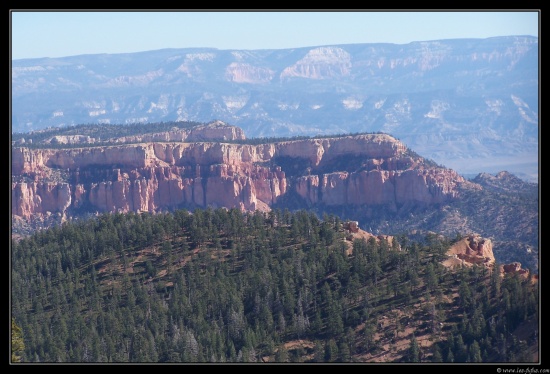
left=12, top=182, right=72, bottom=218
left=12, top=128, right=467, bottom=227
left=294, top=168, right=462, bottom=207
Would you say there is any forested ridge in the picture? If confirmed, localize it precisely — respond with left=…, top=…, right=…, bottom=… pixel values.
left=11, top=208, right=538, bottom=363
left=11, top=119, right=397, bottom=149
left=11, top=120, right=204, bottom=146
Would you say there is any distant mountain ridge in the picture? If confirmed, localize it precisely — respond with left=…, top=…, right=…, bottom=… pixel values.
left=11, top=36, right=539, bottom=182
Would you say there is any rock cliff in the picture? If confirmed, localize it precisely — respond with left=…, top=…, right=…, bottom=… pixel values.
left=12, top=124, right=467, bottom=230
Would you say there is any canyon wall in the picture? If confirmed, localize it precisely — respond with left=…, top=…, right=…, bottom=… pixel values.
left=12, top=130, right=466, bottom=223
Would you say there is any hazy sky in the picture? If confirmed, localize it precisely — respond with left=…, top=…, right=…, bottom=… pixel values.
left=10, top=10, right=539, bottom=60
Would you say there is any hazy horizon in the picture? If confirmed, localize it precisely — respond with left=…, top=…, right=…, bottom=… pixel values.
left=10, top=10, right=539, bottom=60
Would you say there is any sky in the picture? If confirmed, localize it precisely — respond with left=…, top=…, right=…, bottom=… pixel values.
left=10, top=10, right=539, bottom=60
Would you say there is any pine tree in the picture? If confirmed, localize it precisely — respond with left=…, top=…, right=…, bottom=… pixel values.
left=313, top=341, right=324, bottom=362
left=275, top=344, right=288, bottom=362
left=469, top=340, right=482, bottom=363
left=324, top=339, right=339, bottom=362
left=11, top=318, right=25, bottom=363
left=339, top=339, right=351, bottom=362
left=432, top=344, right=443, bottom=362
left=446, top=347, right=454, bottom=363
left=408, top=334, right=420, bottom=362
left=455, top=334, right=468, bottom=362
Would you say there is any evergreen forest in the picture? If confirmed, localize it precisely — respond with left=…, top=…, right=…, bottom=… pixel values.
left=11, top=208, right=538, bottom=363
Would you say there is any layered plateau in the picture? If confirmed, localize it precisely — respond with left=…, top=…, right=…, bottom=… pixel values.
left=12, top=122, right=464, bottom=223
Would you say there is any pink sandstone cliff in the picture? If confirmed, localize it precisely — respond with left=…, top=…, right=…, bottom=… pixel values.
left=12, top=127, right=466, bottom=223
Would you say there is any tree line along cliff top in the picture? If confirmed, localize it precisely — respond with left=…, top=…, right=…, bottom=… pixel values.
left=11, top=119, right=403, bottom=149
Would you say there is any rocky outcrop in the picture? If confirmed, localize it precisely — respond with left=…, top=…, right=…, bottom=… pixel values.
left=44, top=135, right=97, bottom=145
left=343, top=221, right=400, bottom=254
left=500, top=262, right=530, bottom=279
left=12, top=127, right=467, bottom=228
left=442, top=234, right=534, bottom=281
left=443, top=234, right=496, bottom=268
